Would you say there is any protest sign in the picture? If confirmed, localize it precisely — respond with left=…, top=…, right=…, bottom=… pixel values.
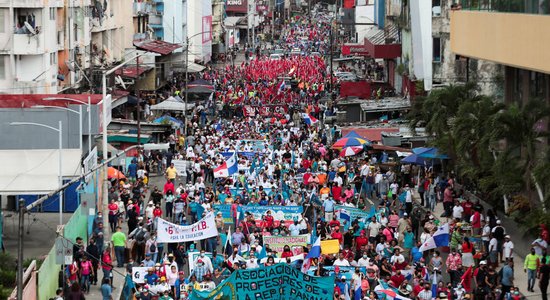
left=240, top=205, right=303, bottom=227
left=259, top=254, right=304, bottom=264
left=263, top=235, right=309, bottom=257
left=190, top=263, right=334, bottom=300
left=187, top=251, right=214, bottom=275
left=213, top=204, right=233, bottom=224
left=320, top=239, right=340, bottom=254
left=172, top=159, right=188, bottom=177
left=132, top=267, right=149, bottom=284
left=334, top=205, right=376, bottom=231
left=157, top=212, right=218, bottom=243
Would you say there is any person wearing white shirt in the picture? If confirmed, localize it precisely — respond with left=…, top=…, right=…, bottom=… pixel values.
left=488, top=236, right=498, bottom=265
left=532, top=236, right=548, bottom=256
left=481, top=220, right=491, bottom=252
left=334, top=253, right=350, bottom=266
left=390, top=249, right=405, bottom=265
left=503, top=235, right=514, bottom=261
left=357, top=253, right=370, bottom=266
left=194, top=250, right=213, bottom=273
left=288, top=220, right=302, bottom=236
left=246, top=255, right=260, bottom=269
left=452, top=201, right=464, bottom=220
left=334, top=174, right=343, bottom=187
left=376, top=242, right=386, bottom=256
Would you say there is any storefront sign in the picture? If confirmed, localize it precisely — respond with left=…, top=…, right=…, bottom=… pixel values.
left=341, top=44, right=370, bottom=56
left=226, top=0, right=248, bottom=13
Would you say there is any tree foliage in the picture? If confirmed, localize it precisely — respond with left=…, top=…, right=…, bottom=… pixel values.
left=407, top=83, right=550, bottom=225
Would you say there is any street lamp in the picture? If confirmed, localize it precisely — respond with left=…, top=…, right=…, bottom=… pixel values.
left=9, top=121, right=63, bottom=226
left=43, top=96, right=92, bottom=154
left=32, top=105, right=83, bottom=157
left=184, top=31, right=212, bottom=133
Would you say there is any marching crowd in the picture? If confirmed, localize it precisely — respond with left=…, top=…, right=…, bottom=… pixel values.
left=55, top=5, right=550, bottom=300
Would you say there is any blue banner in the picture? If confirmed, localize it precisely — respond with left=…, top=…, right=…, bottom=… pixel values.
left=213, top=205, right=304, bottom=226
left=213, top=204, right=233, bottom=224
left=190, top=263, right=334, bottom=300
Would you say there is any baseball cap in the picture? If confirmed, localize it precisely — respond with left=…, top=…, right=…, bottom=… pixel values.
left=341, top=276, right=346, bottom=279
left=480, top=260, right=487, bottom=265
left=496, top=220, right=501, bottom=224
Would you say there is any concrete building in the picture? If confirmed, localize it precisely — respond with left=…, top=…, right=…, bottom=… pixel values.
left=450, top=4, right=550, bottom=104
left=187, top=0, right=212, bottom=63
left=378, top=0, right=500, bottom=97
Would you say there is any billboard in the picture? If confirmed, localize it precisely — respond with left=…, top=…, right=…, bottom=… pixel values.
left=226, top=0, right=248, bottom=13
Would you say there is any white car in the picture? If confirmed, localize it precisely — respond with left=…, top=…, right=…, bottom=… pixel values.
left=334, top=71, right=358, bottom=81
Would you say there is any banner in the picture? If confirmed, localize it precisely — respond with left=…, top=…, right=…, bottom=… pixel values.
left=240, top=205, right=304, bottom=227
left=263, top=235, right=309, bottom=257
left=157, top=213, right=218, bottom=243
left=242, top=105, right=288, bottom=117
left=334, top=205, right=374, bottom=230
left=320, top=239, right=340, bottom=255
left=190, top=263, right=335, bottom=300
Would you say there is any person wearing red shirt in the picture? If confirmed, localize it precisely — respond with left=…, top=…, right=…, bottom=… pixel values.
left=163, top=180, right=175, bottom=195
left=302, top=171, right=312, bottom=186
left=280, top=246, right=293, bottom=258
left=108, top=200, right=119, bottom=232
left=329, top=215, right=341, bottom=228
left=331, top=227, right=343, bottom=246
left=471, top=210, right=481, bottom=235
left=391, top=270, right=405, bottom=288
left=153, top=205, right=162, bottom=220
left=263, top=211, right=274, bottom=232
left=461, top=198, right=474, bottom=221
left=301, top=158, right=311, bottom=170
left=355, top=230, right=368, bottom=251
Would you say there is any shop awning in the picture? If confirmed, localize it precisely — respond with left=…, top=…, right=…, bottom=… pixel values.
left=364, top=25, right=401, bottom=59
left=224, top=16, right=244, bottom=27
left=114, top=66, right=152, bottom=79
left=133, top=39, right=182, bottom=55
left=108, top=134, right=151, bottom=144
left=0, top=149, right=82, bottom=195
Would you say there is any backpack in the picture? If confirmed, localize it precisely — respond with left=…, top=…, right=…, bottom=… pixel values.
left=135, top=229, right=146, bottom=244
left=149, top=243, right=157, bottom=253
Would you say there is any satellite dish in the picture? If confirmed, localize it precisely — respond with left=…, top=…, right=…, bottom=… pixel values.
left=65, top=60, right=76, bottom=72
left=24, top=22, right=37, bottom=35
left=115, top=75, right=127, bottom=90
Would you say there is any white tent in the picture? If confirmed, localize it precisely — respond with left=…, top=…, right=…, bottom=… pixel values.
left=150, top=96, right=195, bottom=111
left=0, top=149, right=82, bottom=194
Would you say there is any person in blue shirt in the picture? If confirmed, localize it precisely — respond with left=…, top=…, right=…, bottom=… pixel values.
left=101, top=278, right=112, bottom=300
left=500, top=259, right=515, bottom=298
left=323, top=198, right=336, bottom=221
left=174, top=271, right=189, bottom=299
left=144, top=268, right=159, bottom=285
left=127, top=159, right=138, bottom=182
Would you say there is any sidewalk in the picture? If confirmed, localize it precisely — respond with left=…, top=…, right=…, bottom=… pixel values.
left=411, top=191, right=540, bottom=298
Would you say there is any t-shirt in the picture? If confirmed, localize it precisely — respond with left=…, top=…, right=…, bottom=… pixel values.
left=81, top=261, right=92, bottom=275
left=111, top=231, right=126, bottom=247
left=367, top=222, right=381, bottom=237
left=101, top=283, right=112, bottom=300
left=452, top=205, right=464, bottom=219
left=166, top=167, right=177, bottom=180
left=503, top=241, right=514, bottom=258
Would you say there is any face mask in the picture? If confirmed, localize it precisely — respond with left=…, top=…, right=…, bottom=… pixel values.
left=433, top=254, right=437, bottom=257
left=201, top=253, right=205, bottom=257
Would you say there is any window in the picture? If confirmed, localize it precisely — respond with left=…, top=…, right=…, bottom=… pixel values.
left=433, top=37, right=441, bottom=62
left=57, top=31, right=62, bottom=46
left=0, top=55, right=5, bottom=80
left=0, top=9, right=6, bottom=33
left=49, top=8, right=56, bottom=20
left=50, top=52, right=57, bottom=65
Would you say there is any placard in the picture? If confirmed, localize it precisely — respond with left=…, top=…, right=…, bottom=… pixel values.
left=157, top=212, right=218, bottom=243
left=171, top=159, right=188, bottom=177
left=320, top=239, right=340, bottom=255
left=132, top=267, right=149, bottom=284
left=263, top=235, right=309, bottom=257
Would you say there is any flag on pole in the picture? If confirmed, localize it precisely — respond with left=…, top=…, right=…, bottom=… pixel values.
left=301, top=113, right=319, bottom=126
left=214, top=152, right=238, bottom=178
left=431, top=270, right=438, bottom=299
left=419, top=223, right=450, bottom=252
left=224, top=227, right=233, bottom=256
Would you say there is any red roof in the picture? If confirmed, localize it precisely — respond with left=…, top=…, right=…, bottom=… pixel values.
left=133, top=40, right=181, bottom=56
left=114, top=66, right=152, bottom=79
left=341, top=127, right=400, bottom=142
left=0, top=94, right=104, bottom=108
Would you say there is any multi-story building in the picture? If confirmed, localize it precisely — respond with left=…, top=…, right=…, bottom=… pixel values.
left=450, top=2, right=550, bottom=104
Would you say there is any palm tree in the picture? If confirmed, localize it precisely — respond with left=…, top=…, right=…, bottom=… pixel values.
left=490, top=100, right=550, bottom=209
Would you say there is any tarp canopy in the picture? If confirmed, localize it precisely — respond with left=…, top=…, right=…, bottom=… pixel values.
left=187, top=79, right=214, bottom=94
left=150, top=96, right=195, bottom=111
left=0, top=149, right=82, bottom=194
left=153, top=116, right=184, bottom=127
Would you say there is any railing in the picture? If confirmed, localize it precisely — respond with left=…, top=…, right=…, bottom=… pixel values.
left=460, top=0, right=550, bottom=15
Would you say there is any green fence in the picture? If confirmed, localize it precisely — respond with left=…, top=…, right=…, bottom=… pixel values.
left=37, top=204, right=88, bottom=299
left=37, top=246, right=60, bottom=300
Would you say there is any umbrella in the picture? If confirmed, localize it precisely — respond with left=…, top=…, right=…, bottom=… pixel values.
left=107, top=167, right=126, bottom=179
left=339, top=146, right=363, bottom=157
left=401, top=154, right=427, bottom=165
left=332, top=131, right=370, bottom=149
left=413, top=147, right=449, bottom=159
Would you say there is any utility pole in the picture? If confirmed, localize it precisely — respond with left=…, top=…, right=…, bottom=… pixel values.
left=136, top=57, right=141, bottom=158
left=184, top=37, right=189, bottom=134
left=16, top=199, right=24, bottom=300
left=329, top=21, right=334, bottom=92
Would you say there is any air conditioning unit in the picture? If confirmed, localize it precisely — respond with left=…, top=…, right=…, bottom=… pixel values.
left=432, top=6, right=441, bottom=16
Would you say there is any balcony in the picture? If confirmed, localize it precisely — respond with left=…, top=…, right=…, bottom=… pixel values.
left=13, top=32, right=45, bottom=55
left=11, top=0, right=63, bottom=8
left=149, top=14, right=162, bottom=25
left=450, top=10, right=550, bottom=74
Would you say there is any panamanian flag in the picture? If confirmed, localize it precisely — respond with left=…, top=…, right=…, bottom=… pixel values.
left=214, top=152, right=238, bottom=178
left=301, top=113, right=319, bottom=126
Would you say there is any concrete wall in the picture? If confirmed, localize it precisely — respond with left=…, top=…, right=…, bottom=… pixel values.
left=0, top=105, right=100, bottom=150
left=450, top=10, right=550, bottom=74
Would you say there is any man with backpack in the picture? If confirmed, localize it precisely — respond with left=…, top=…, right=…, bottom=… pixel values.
left=492, top=220, right=506, bottom=262
left=129, top=223, right=149, bottom=263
